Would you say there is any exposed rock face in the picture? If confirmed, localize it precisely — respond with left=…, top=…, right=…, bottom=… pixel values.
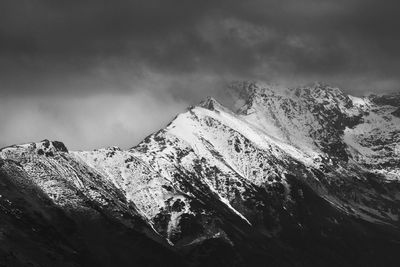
left=1, top=82, right=400, bottom=266
left=393, top=107, right=400, bottom=117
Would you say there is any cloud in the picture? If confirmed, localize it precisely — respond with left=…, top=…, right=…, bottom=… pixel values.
left=1, top=0, right=399, bottom=95
left=0, top=89, right=187, bottom=150
left=0, top=0, right=399, bottom=148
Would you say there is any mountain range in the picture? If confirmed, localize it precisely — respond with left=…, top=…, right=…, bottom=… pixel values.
left=1, top=82, right=400, bottom=266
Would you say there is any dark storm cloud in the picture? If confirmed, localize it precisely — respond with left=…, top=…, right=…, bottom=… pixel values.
left=1, top=0, right=400, bottom=96
left=1, top=0, right=400, bottom=149
left=0, top=0, right=220, bottom=97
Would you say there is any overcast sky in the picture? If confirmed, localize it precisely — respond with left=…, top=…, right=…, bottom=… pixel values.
left=1, top=0, right=399, bottom=150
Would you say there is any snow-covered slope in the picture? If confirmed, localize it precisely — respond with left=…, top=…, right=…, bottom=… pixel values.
left=129, top=82, right=400, bottom=229
left=1, top=82, right=400, bottom=267
left=0, top=141, right=183, bottom=266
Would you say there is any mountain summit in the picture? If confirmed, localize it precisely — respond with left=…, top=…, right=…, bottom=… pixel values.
left=1, top=82, right=400, bottom=266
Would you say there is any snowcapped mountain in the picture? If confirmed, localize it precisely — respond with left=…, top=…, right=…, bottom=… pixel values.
left=1, top=82, right=400, bottom=266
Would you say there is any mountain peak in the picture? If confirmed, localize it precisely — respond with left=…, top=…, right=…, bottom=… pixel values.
left=292, top=82, right=346, bottom=99
left=0, top=139, right=68, bottom=154
left=229, top=81, right=347, bottom=108
left=227, top=81, right=284, bottom=101
left=198, top=96, right=229, bottom=112
left=369, top=92, right=400, bottom=107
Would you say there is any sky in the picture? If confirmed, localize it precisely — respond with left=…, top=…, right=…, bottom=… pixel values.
left=1, top=0, right=400, bottom=150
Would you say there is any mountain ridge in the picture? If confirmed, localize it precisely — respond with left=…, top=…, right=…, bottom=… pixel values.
left=1, top=81, right=400, bottom=266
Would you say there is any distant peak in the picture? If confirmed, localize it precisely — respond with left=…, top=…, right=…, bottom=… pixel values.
left=227, top=80, right=351, bottom=105
left=228, top=81, right=285, bottom=96
left=368, top=92, right=400, bottom=107
left=227, top=81, right=289, bottom=108
left=198, top=96, right=226, bottom=111
left=227, top=81, right=258, bottom=95
left=44, top=140, right=69, bottom=153
left=106, top=146, right=122, bottom=151
left=0, top=140, right=68, bottom=154
left=292, top=82, right=345, bottom=98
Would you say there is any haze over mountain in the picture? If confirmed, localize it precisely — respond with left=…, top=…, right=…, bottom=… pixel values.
left=1, top=82, right=399, bottom=266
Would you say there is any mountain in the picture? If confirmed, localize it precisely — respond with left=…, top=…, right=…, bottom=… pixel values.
left=1, top=82, right=400, bottom=266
